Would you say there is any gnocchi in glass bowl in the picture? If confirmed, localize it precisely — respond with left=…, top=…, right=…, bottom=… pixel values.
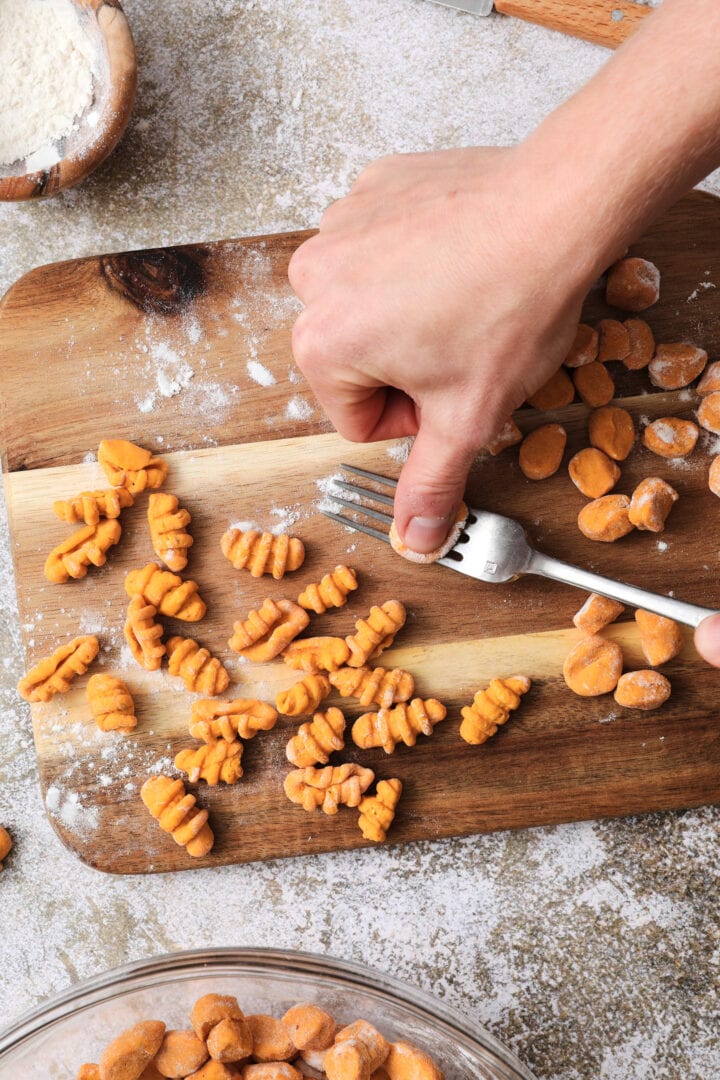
left=0, top=948, right=535, bottom=1080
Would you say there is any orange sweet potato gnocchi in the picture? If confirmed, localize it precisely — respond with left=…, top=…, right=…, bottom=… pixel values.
left=572, top=361, right=615, bottom=408
left=98, top=1020, right=166, bottom=1080
left=459, top=676, right=530, bottom=745
left=357, top=779, right=402, bottom=843
left=642, top=417, right=699, bottom=459
left=628, top=477, right=678, bottom=533
left=175, top=739, right=244, bottom=786
left=286, top=707, right=346, bottom=767
left=329, top=666, right=414, bottom=710
left=568, top=448, right=620, bottom=499
left=525, top=367, right=575, bottom=410
left=562, top=636, right=623, bottom=697
left=189, top=698, right=278, bottom=742
left=148, top=493, right=194, bottom=572
left=345, top=602, right=406, bottom=667
left=596, top=318, right=630, bottom=363
left=17, top=635, right=99, bottom=703
left=276, top=674, right=332, bottom=716
left=53, top=487, right=134, bottom=525
left=76, top=998, right=444, bottom=1080
left=242, top=1066, right=302, bottom=1079
left=0, top=826, right=12, bottom=870
left=648, top=342, right=707, bottom=389
left=697, top=391, right=720, bottom=435
left=229, top=599, right=310, bottom=662
left=221, top=528, right=305, bottom=579
left=518, top=424, right=566, bottom=480
left=98, top=439, right=168, bottom=493
left=298, top=566, right=358, bottom=613
left=564, top=323, right=599, bottom=368
left=86, top=673, right=137, bottom=732
left=282, top=1004, right=336, bottom=1052
left=577, top=495, right=634, bottom=542
left=483, top=417, right=523, bottom=455
left=125, top=563, right=206, bottom=621
left=124, top=596, right=165, bottom=672
left=283, top=636, right=351, bottom=674
left=284, top=763, right=375, bottom=815
left=352, top=699, right=447, bottom=754
left=635, top=609, right=683, bottom=666
left=696, top=361, right=720, bottom=396
left=140, top=775, right=214, bottom=858
left=709, top=456, right=720, bottom=497
left=45, top=519, right=122, bottom=583
left=573, top=594, right=624, bottom=636
left=190, top=995, right=247, bottom=1042
left=154, top=1029, right=209, bottom=1078
left=614, top=670, right=671, bottom=710
left=246, top=1015, right=296, bottom=1062
left=606, top=257, right=660, bottom=312
left=587, top=405, right=635, bottom=461
left=166, top=636, right=230, bottom=696
left=622, top=318, right=654, bottom=370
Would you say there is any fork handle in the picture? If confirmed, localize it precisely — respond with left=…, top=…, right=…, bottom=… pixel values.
left=527, top=549, right=719, bottom=629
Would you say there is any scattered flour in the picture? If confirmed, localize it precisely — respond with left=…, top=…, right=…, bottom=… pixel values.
left=286, top=394, right=314, bottom=421
left=687, top=281, right=716, bottom=302
left=247, top=359, right=276, bottom=387
left=269, top=504, right=303, bottom=534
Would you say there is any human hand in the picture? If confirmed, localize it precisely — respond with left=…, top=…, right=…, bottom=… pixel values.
left=694, top=616, right=720, bottom=668
left=288, top=146, right=602, bottom=554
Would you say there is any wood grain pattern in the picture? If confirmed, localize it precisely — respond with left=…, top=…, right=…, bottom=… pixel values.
left=2, top=192, right=720, bottom=874
left=0, top=0, right=136, bottom=201
left=494, top=0, right=651, bottom=49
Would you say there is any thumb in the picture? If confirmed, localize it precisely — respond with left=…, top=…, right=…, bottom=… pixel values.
left=694, top=614, right=720, bottom=667
left=393, top=424, right=475, bottom=555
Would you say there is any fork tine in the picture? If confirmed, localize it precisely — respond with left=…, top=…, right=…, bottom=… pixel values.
left=336, top=479, right=395, bottom=506
left=330, top=496, right=393, bottom=525
left=320, top=510, right=391, bottom=544
left=341, top=463, right=398, bottom=489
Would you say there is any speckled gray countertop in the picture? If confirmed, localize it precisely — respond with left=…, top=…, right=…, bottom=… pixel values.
left=0, top=2, right=718, bottom=1078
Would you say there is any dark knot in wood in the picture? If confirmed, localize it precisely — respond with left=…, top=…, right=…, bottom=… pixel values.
left=100, top=247, right=207, bottom=315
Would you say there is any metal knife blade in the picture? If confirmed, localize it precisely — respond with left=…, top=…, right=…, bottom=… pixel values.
left=424, top=0, right=493, bottom=14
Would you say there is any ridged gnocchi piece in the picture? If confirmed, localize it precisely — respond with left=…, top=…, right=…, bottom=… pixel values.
left=284, top=763, right=374, bottom=815
left=297, top=565, right=358, bottom=613
left=53, top=487, right=134, bottom=525
left=45, top=519, right=121, bottom=583
left=229, top=599, right=309, bottom=662
left=459, top=677, right=531, bottom=745
left=345, top=601, right=406, bottom=667
left=18, top=635, right=99, bottom=703
left=221, top=528, right=305, bottom=579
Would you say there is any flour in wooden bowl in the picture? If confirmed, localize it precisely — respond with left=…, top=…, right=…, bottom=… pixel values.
left=0, top=0, right=98, bottom=170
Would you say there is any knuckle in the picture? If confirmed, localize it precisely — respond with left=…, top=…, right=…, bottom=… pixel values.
left=290, top=313, right=315, bottom=369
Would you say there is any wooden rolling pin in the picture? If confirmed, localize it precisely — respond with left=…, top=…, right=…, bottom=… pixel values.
left=495, top=0, right=652, bottom=50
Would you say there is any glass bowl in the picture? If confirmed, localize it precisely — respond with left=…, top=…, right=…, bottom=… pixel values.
left=0, top=948, right=536, bottom=1080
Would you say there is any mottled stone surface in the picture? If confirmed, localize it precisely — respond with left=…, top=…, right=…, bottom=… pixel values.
left=0, top=2, right=717, bottom=1078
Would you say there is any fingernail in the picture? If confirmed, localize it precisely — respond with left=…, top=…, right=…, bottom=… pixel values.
left=695, top=614, right=720, bottom=666
left=404, top=515, right=452, bottom=555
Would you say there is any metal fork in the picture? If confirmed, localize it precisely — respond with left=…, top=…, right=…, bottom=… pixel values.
left=322, top=464, right=720, bottom=629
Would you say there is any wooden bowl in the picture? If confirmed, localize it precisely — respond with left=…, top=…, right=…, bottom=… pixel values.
left=0, top=0, right=136, bottom=201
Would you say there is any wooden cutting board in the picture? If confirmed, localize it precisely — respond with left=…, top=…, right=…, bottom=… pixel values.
left=2, top=193, right=720, bottom=875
